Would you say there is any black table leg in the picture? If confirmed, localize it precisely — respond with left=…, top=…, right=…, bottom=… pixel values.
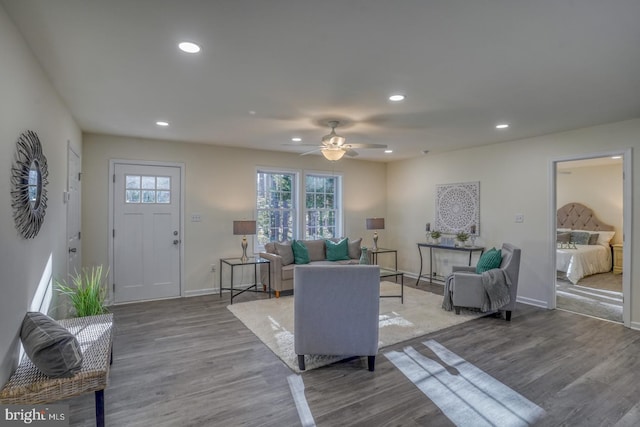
left=416, top=246, right=424, bottom=286
left=95, top=390, right=105, bottom=427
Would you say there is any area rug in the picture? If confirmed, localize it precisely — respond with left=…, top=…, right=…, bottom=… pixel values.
left=227, top=281, right=484, bottom=372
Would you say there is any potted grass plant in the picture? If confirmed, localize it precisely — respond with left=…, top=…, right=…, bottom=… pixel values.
left=455, top=232, right=470, bottom=247
left=56, top=265, right=109, bottom=317
left=430, top=230, right=442, bottom=244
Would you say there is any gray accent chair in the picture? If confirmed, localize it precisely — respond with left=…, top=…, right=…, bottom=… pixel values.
left=294, top=265, right=380, bottom=371
left=449, top=243, right=521, bottom=321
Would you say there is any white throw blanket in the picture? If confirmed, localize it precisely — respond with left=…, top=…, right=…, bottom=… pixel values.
left=442, top=269, right=511, bottom=312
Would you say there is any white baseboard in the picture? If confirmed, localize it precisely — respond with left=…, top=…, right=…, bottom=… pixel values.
left=184, top=288, right=219, bottom=297
left=630, top=321, right=640, bottom=331
left=516, top=296, right=549, bottom=309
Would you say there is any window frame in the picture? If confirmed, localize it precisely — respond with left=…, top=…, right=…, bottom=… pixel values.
left=255, top=167, right=300, bottom=251
left=303, top=171, right=343, bottom=240
left=254, top=167, right=343, bottom=252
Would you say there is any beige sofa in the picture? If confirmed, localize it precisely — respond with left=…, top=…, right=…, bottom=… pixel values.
left=259, top=238, right=362, bottom=297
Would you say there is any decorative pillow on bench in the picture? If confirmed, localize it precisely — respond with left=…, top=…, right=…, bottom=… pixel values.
left=20, top=312, right=83, bottom=378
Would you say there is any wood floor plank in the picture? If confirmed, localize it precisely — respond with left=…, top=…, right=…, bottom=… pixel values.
left=59, top=283, right=640, bottom=426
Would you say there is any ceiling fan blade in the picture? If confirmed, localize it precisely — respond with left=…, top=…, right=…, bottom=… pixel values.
left=345, top=143, right=388, bottom=149
left=300, top=148, right=321, bottom=156
left=344, top=149, right=359, bottom=157
left=282, top=143, right=322, bottom=147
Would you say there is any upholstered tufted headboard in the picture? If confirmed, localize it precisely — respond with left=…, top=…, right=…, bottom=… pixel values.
left=557, top=203, right=614, bottom=231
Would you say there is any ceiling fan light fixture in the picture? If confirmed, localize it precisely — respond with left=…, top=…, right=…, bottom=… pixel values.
left=321, top=148, right=346, bottom=161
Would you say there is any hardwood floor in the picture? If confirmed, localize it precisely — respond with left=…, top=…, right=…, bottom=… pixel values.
left=63, top=279, right=640, bottom=426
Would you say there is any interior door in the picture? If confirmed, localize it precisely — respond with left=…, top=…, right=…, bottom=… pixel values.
left=66, top=146, right=81, bottom=277
left=113, top=163, right=181, bottom=303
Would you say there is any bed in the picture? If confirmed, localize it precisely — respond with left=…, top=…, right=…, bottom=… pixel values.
left=556, top=203, right=616, bottom=284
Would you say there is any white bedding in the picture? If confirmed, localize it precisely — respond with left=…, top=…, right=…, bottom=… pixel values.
left=556, top=244, right=612, bottom=284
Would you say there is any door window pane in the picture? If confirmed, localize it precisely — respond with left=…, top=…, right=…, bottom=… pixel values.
left=125, top=174, right=171, bottom=204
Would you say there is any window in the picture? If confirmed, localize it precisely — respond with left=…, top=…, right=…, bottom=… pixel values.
left=256, top=169, right=343, bottom=247
left=125, top=175, right=171, bottom=204
left=304, top=174, right=341, bottom=239
left=256, top=170, right=296, bottom=246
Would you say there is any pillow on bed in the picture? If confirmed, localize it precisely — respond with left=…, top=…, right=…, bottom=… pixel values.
left=588, top=233, right=599, bottom=245
left=570, top=231, right=591, bottom=245
left=596, top=230, right=615, bottom=246
left=556, top=232, right=571, bottom=244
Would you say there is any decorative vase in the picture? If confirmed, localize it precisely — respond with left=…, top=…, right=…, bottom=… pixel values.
left=359, top=247, right=369, bottom=264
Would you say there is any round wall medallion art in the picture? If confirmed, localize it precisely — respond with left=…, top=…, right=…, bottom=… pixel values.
left=435, top=181, right=479, bottom=235
left=11, top=130, right=49, bottom=239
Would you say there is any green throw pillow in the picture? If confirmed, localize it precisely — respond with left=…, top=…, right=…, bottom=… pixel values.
left=325, top=238, right=350, bottom=261
left=476, top=248, right=503, bottom=274
left=292, top=240, right=310, bottom=264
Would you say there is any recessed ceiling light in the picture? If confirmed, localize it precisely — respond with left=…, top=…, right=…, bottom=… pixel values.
left=611, top=155, right=622, bottom=159
left=249, top=110, right=257, bottom=115
left=389, top=94, right=405, bottom=102
left=156, top=121, right=169, bottom=127
left=178, top=42, right=201, bottom=53
left=384, top=149, right=393, bottom=154
left=291, top=137, right=302, bottom=142
left=496, top=123, right=509, bottom=129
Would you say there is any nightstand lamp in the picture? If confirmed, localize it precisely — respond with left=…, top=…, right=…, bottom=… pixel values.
left=366, top=218, right=385, bottom=251
left=233, top=220, right=256, bottom=262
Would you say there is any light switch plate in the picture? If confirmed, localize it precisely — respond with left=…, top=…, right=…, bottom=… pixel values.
left=515, top=213, right=524, bottom=223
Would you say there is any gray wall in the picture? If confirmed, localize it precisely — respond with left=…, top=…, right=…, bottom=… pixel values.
left=0, top=4, right=82, bottom=386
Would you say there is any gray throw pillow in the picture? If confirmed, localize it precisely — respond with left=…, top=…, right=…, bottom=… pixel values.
left=588, top=233, right=599, bottom=245
left=274, top=241, right=294, bottom=265
left=570, top=231, right=591, bottom=245
left=348, top=238, right=362, bottom=259
left=20, top=312, right=83, bottom=378
left=556, top=232, right=571, bottom=244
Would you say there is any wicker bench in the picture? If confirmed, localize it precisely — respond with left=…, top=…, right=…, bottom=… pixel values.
left=0, top=313, right=114, bottom=427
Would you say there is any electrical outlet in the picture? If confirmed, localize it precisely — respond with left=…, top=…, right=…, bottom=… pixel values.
left=515, top=213, right=524, bottom=223
left=210, top=264, right=216, bottom=272
left=191, top=213, right=202, bottom=222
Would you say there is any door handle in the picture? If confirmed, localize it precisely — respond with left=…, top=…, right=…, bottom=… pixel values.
left=69, top=247, right=77, bottom=253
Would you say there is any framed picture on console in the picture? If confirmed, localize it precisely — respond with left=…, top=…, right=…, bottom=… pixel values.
left=435, top=181, right=479, bottom=235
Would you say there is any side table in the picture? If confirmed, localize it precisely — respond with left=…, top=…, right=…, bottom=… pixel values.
left=220, top=256, right=271, bottom=304
left=612, top=244, right=623, bottom=274
left=369, top=248, right=398, bottom=270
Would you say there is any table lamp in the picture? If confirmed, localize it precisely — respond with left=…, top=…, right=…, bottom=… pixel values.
left=366, top=218, right=385, bottom=251
left=233, top=220, right=257, bottom=262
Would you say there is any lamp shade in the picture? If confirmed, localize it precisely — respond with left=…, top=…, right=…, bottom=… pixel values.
left=233, top=220, right=256, bottom=235
left=366, top=218, right=385, bottom=230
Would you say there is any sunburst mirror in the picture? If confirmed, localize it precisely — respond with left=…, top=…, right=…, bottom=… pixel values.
left=11, top=130, right=49, bottom=238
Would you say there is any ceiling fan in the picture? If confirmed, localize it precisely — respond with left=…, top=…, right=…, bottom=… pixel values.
left=289, top=120, right=387, bottom=161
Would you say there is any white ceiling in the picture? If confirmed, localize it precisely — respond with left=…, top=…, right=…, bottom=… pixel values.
left=3, top=0, right=640, bottom=161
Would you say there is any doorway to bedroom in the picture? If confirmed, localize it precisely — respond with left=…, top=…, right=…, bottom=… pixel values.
left=554, top=156, right=624, bottom=323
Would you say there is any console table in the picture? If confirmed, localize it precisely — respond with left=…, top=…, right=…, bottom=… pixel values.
left=416, top=243, right=485, bottom=285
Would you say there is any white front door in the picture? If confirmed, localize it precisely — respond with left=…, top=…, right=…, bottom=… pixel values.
left=66, top=146, right=81, bottom=277
left=113, top=163, right=182, bottom=303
